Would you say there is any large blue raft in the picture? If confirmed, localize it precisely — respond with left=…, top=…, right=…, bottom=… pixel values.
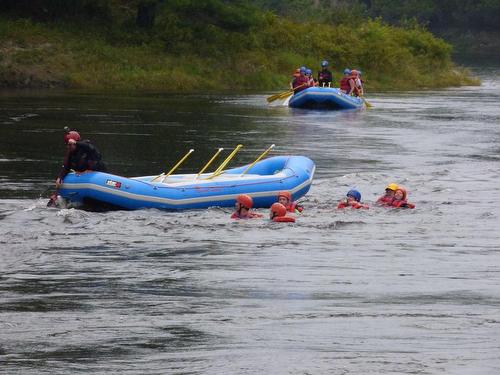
left=288, top=87, right=364, bottom=110
left=59, top=156, right=315, bottom=210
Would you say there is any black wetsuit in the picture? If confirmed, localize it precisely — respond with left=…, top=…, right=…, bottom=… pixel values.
left=58, top=140, right=107, bottom=179
left=317, top=69, right=333, bottom=87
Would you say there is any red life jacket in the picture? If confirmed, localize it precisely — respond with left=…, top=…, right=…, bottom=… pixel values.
left=337, top=201, right=369, bottom=209
left=339, top=77, right=350, bottom=92
left=231, top=211, right=263, bottom=219
left=286, top=202, right=303, bottom=213
left=391, top=200, right=415, bottom=209
left=376, top=196, right=393, bottom=206
left=293, top=76, right=309, bottom=93
left=273, top=216, right=296, bottom=223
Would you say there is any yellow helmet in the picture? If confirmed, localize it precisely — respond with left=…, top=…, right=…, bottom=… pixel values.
left=385, top=183, right=398, bottom=191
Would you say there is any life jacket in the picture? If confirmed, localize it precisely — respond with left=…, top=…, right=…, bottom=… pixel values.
left=339, top=77, right=350, bottom=92
left=272, top=216, right=296, bottom=223
left=286, top=202, right=303, bottom=213
left=231, top=211, right=263, bottom=219
left=376, top=196, right=393, bottom=206
left=391, top=200, right=415, bottom=209
left=293, top=76, right=309, bottom=93
left=337, top=200, right=369, bottom=209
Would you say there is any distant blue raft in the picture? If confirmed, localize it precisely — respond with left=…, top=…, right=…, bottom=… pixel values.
left=288, top=87, right=364, bottom=110
left=59, top=156, right=315, bottom=210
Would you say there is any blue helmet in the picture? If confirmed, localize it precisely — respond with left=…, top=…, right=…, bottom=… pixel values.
left=358, top=70, right=363, bottom=76
left=305, top=68, right=312, bottom=75
left=343, top=68, right=351, bottom=75
left=300, top=66, right=306, bottom=73
left=321, top=60, right=328, bottom=67
left=347, top=189, right=361, bottom=202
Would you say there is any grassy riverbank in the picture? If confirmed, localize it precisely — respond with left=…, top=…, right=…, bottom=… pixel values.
left=0, top=14, right=478, bottom=91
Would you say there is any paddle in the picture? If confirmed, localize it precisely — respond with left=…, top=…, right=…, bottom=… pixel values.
left=267, top=89, right=292, bottom=103
left=267, top=83, right=308, bottom=103
left=152, top=149, right=194, bottom=183
left=361, top=96, right=373, bottom=108
left=240, top=144, right=275, bottom=177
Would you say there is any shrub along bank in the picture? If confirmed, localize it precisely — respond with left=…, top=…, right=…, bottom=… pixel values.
left=0, top=11, right=478, bottom=91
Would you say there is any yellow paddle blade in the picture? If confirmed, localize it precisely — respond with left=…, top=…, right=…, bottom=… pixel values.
left=361, top=97, right=373, bottom=108
left=277, top=91, right=294, bottom=100
left=267, top=89, right=293, bottom=103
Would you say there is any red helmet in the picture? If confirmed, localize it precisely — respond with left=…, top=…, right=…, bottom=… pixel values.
left=395, top=187, right=407, bottom=200
left=236, top=194, right=253, bottom=209
left=278, top=191, right=291, bottom=202
left=270, top=202, right=287, bottom=217
left=64, top=131, right=81, bottom=144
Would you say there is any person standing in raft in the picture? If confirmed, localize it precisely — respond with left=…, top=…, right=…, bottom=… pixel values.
left=270, top=203, right=296, bottom=223
left=337, top=189, right=369, bottom=209
left=317, top=60, right=333, bottom=87
left=390, top=187, right=415, bottom=209
left=290, top=66, right=309, bottom=94
left=376, top=183, right=398, bottom=206
left=339, top=68, right=351, bottom=93
left=55, top=128, right=107, bottom=189
left=277, top=191, right=303, bottom=214
left=231, top=194, right=263, bottom=220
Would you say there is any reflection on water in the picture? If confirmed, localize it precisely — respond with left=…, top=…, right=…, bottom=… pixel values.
left=1, top=68, right=500, bottom=374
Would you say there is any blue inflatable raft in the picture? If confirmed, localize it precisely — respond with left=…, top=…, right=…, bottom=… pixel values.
left=59, top=156, right=315, bottom=210
left=288, top=87, right=364, bottom=110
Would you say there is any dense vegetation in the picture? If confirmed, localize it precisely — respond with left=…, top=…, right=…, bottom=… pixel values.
left=0, top=0, right=479, bottom=91
left=256, top=0, right=500, bottom=57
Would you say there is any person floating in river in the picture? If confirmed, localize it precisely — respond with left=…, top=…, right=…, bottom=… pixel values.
left=376, top=183, right=398, bottom=206
left=231, top=194, right=263, bottom=219
left=277, top=191, right=303, bottom=214
left=270, top=203, right=296, bottom=223
left=55, top=127, right=107, bottom=189
left=337, top=189, right=369, bottom=209
left=390, top=187, right=416, bottom=209
left=317, top=60, right=333, bottom=87
left=290, top=66, right=309, bottom=94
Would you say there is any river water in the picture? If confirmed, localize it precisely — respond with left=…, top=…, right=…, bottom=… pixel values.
left=1, top=67, right=499, bottom=374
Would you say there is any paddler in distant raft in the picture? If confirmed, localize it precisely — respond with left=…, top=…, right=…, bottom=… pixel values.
left=339, top=68, right=352, bottom=94
left=231, top=194, right=263, bottom=220
left=269, top=203, right=296, bottom=223
left=347, top=69, right=362, bottom=97
left=290, top=66, right=309, bottom=94
left=317, top=60, right=333, bottom=87
left=355, top=70, right=364, bottom=96
left=305, top=68, right=317, bottom=87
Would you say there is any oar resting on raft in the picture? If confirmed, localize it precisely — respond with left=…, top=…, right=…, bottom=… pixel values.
left=152, top=149, right=194, bottom=183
